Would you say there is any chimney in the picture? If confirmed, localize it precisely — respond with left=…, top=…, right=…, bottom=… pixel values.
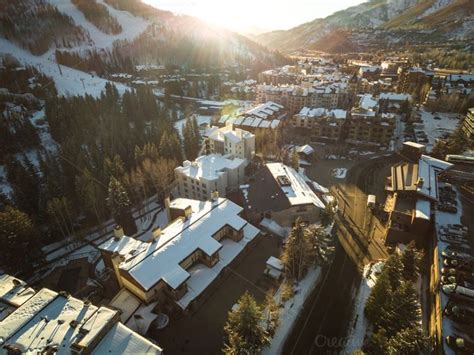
left=113, top=225, right=124, bottom=240
left=211, top=190, right=219, bottom=201
left=184, top=205, right=193, bottom=219
left=150, top=227, right=161, bottom=243
left=164, top=196, right=171, bottom=222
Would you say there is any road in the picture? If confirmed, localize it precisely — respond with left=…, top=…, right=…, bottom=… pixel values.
left=283, top=240, right=360, bottom=354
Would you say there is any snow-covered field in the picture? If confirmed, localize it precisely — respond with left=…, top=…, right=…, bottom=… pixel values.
left=417, top=110, right=461, bottom=152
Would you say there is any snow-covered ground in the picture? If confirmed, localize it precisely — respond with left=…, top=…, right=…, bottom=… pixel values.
left=0, top=0, right=149, bottom=97
left=344, top=261, right=384, bottom=354
left=331, top=167, right=347, bottom=179
left=30, top=109, right=58, bottom=153
left=262, top=267, right=322, bottom=355
left=417, top=110, right=461, bottom=153
left=174, top=115, right=212, bottom=137
left=0, top=38, right=129, bottom=97
left=51, top=0, right=149, bottom=49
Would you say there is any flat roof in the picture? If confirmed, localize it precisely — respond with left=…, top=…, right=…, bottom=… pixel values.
left=0, top=274, right=36, bottom=308
left=176, top=154, right=245, bottom=181
left=92, top=322, right=162, bottom=355
left=0, top=288, right=119, bottom=354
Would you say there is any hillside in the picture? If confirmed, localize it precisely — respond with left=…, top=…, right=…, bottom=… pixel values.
left=0, top=0, right=288, bottom=97
left=255, top=0, right=474, bottom=53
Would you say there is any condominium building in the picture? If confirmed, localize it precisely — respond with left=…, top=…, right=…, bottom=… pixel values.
left=291, top=107, right=347, bottom=141
left=218, top=101, right=286, bottom=132
left=241, top=163, right=326, bottom=227
left=205, top=125, right=255, bottom=161
left=98, top=197, right=260, bottom=312
left=175, top=154, right=246, bottom=201
left=0, top=274, right=163, bottom=354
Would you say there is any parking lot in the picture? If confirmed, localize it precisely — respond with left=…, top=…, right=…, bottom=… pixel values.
left=434, top=182, right=474, bottom=353
left=150, top=234, right=281, bottom=354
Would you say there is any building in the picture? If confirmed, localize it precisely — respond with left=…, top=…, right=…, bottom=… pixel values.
left=99, top=197, right=260, bottom=312
left=462, top=107, right=474, bottom=141
left=256, top=85, right=314, bottom=113
left=241, top=162, right=326, bottom=227
left=378, top=92, right=412, bottom=113
left=217, top=101, right=286, bottom=132
left=291, top=107, right=347, bottom=141
left=175, top=154, right=246, bottom=201
left=0, top=274, right=162, bottom=354
left=204, top=125, right=255, bottom=161
left=398, top=67, right=433, bottom=95
left=383, top=153, right=453, bottom=244
left=348, top=94, right=396, bottom=147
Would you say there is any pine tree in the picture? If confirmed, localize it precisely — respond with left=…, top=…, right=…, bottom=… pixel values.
left=387, top=327, right=429, bottom=355
left=402, top=242, right=419, bottom=281
left=365, top=329, right=389, bottom=355
left=0, top=206, right=41, bottom=274
left=264, top=289, right=280, bottom=336
left=364, top=272, right=392, bottom=328
left=281, top=218, right=313, bottom=280
left=106, top=176, right=136, bottom=235
left=290, top=151, right=300, bottom=171
left=223, top=291, right=270, bottom=354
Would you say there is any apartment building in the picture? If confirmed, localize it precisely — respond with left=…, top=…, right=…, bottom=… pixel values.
left=241, top=163, right=326, bottom=227
left=204, top=125, right=255, bottom=161
left=256, top=85, right=314, bottom=113
left=218, top=101, right=286, bottom=132
left=291, top=107, right=347, bottom=141
left=175, top=154, right=246, bottom=201
left=397, top=67, right=433, bottom=95
left=98, top=197, right=260, bottom=312
left=0, top=274, right=162, bottom=354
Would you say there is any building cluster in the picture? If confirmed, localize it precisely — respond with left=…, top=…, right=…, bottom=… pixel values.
left=216, top=101, right=286, bottom=132
left=0, top=274, right=163, bottom=354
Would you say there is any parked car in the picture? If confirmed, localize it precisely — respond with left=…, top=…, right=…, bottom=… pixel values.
left=438, top=204, right=457, bottom=213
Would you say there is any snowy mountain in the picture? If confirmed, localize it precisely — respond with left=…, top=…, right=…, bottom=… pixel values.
left=0, top=0, right=287, bottom=97
left=255, top=0, right=474, bottom=53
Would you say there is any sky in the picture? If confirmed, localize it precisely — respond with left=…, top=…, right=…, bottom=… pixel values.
left=143, top=0, right=366, bottom=33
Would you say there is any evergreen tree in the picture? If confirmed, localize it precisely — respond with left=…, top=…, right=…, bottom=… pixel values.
left=0, top=206, right=41, bottom=274
left=290, top=151, right=300, bottom=171
left=264, top=289, right=280, bottom=336
left=365, top=272, right=392, bottom=328
left=183, top=115, right=201, bottom=160
left=281, top=218, right=313, bottom=280
left=387, top=327, right=429, bottom=355
left=106, top=176, right=136, bottom=235
left=223, top=291, right=270, bottom=354
left=402, top=241, right=419, bottom=281
left=365, top=329, right=389, bottom=355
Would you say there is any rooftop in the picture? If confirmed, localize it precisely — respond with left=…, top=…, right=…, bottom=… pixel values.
left=176, top=154, right=245, bottom=181
left=100, top=198, right=258, bottom=294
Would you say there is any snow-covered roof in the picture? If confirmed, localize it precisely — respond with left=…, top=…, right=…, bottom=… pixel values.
left=379, top=92, right=411, bottom=102
left=266, top=256, right=283, bottom=271
left=296, top=145, right=314, bottom=156
left=109, top=288, right=141, bottom=323
left=0, top=287, right=147, bottom=354
left=415, top=199, right=431, bottom=220
left=0, top=274, right=36, bottom=308
left=175, top=154, right=245, bottom=181
left=116, top=198, right=257, bottom=292
left=417, top=155, right=453, bottom=201
left=92, top=322, right=162, bottom=354
left=266, top=163, right=325, bottom=209
left=359, top=94, right=379, bottom=110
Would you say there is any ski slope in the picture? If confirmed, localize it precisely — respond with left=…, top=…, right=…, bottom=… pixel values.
left=0, top=38, right=128, bottom=97
left=50, top=0, right=149, bottom=49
